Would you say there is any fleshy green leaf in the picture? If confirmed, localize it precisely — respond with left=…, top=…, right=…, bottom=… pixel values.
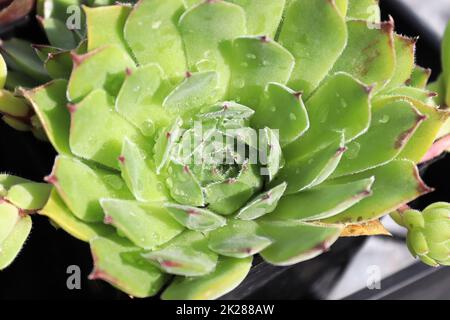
left=67, top=45, right=135, bottom=102
left=120, top=138, right=167, bottom=202
left=143, top=231, right=218, bottom=277
left=259, top=127, right=282, bottom=182
left=163, top=71, right=220, bottom=116
left=100, top=199, right=184, bottom=250
left=275, top=132, right=346, bottom=194
left=409, top=66, right=431, bottom=89
left=116, top=64, right=172, bottom=136
left=0, top=38, right=49, bottom=82
left=23, top=80, right=71, bottom=154
left=69, top=89, right=148, bottom=170
left=205, top=163, right=263, bottom=215
left=323, top=159, right=432, bottom=223
left=179, top=0, right=246, bottom=91
left=228, top=0, right=285, bottom=38
left=237, top=182, right=287, bottom=220
left=0, top=54, right=6, bottom=88
left=90, top=235, right=167, bottom=298
left=0, top=174, right=32, bottom=196
left=0, top=89, right=30, bottom=117
left=48, top=155, right=132, bottom=222
left=166, top=162, right=205, bottom=206
left=226, top=36, right=295, bottom=107
left=259, top=221, right=342, bottom=266
left=0, top=207, right=31, bottom=270
left=383, top=34, right=416, bottom=90
left=279, top=0, right=347, bottom=96
left=284, top=72, right=371, bottom=161
left=39, top=189, right=113, bottom=242
left=85, top=5, right=131, bottom=53
left=5, top=182, right=52, bottom=211
left=44, top=50, right=73, bottom=79
left=154, top=117, right=183, bottom=174
left=251, top=82, right=309, bottom=146
left=263, top=178, right=374, bottom=221
left=331, top=20, right=395, bottom=90
left=208, top=220, right=271, bottom=258
left=162, top=256, right=252, bottom=300
left=333, top=99, right=425, bottom=177
left=0, top=202, right=20, bottom=244
left=39, top=16, right=78, bottom=50
left=124, top=0, right=186, bottom=79
left=198, top=101, right=254, bottom=120
left=377, top=96, right=449, bottom=163
left=164, top=203, right=226, bottom=232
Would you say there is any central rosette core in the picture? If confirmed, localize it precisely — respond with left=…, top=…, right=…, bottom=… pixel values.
left=154, top=101, right=282, bottom=216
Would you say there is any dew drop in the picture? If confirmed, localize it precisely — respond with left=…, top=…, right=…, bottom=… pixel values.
left=141, top=120, right=155, bottom=137
left=152, top=20, right=162, bottom=29
left=233, top=79, right=245, bottom=89
left=379, top=114, right=390, bottom=124
left=345, top=142, right=361, bottom=160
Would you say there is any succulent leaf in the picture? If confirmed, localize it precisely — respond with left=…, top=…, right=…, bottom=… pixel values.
left=85, top=5, right=131, bottom=53
left=143, top=231, right=218, bottom=277
left=259, top=221, right=342, bottom=266
left=228, top=0, right=285, bottom=38
left=226, top=36, right=295, bottom=106
left=47, top=156, right=133, bottom=222
left=116, top=64, right=171, bottom=135
left=40, top=189, right=114, bottom=242
left=275, top=132, right=346, bottom=194
left=67, top=45, right=135, bottom=102
left=323, top=159, right=432, bottom=224
left=333, top=99, right=425, bottom=177
left=263, top=177, right=374, bottom=221
left=69, top=89, right=148, bottom=169
left=208, top=220, right=271, bottom=258
left=331, top=20, right=395, bottom=91
left=0, top=54, right=6, bottom=88
left=251, top=82, right=309, bottom=146
left=409, top=66, right=432, bottom=89
left=100, top=199, right=184, bottom=250
left=284, top=72, right=371, bottom=161
left=236, top=182, right=287, bottom=220
left=124, top=0, right=187, bottom=79
left=164, top=203, right=226, bottom=232
left=279, top=0, right=347, bottom=96
left=90, top=235, right=167, bottom=298
left=120, top=138, right=167, bottom=202
left=38, top=17, right=78, bottom=50
left=0, top=207, right=32, bottom=270
left=5, top=182, right=52, bottom=211
left=162, top=256, right=252, bottom=300
left=22, top=80, right=71, bottom=154
left=179, top=0, right=246, bottom=91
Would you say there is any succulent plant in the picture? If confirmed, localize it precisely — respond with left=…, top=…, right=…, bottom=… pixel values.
left=391, top=203, right=450, bottom=267
left=1, top=0, right=450, bottom=299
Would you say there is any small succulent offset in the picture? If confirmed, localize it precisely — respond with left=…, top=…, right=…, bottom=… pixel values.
left=1, top=0, right=450, bottom=299
left=391, top=203, right=450, bottom=267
